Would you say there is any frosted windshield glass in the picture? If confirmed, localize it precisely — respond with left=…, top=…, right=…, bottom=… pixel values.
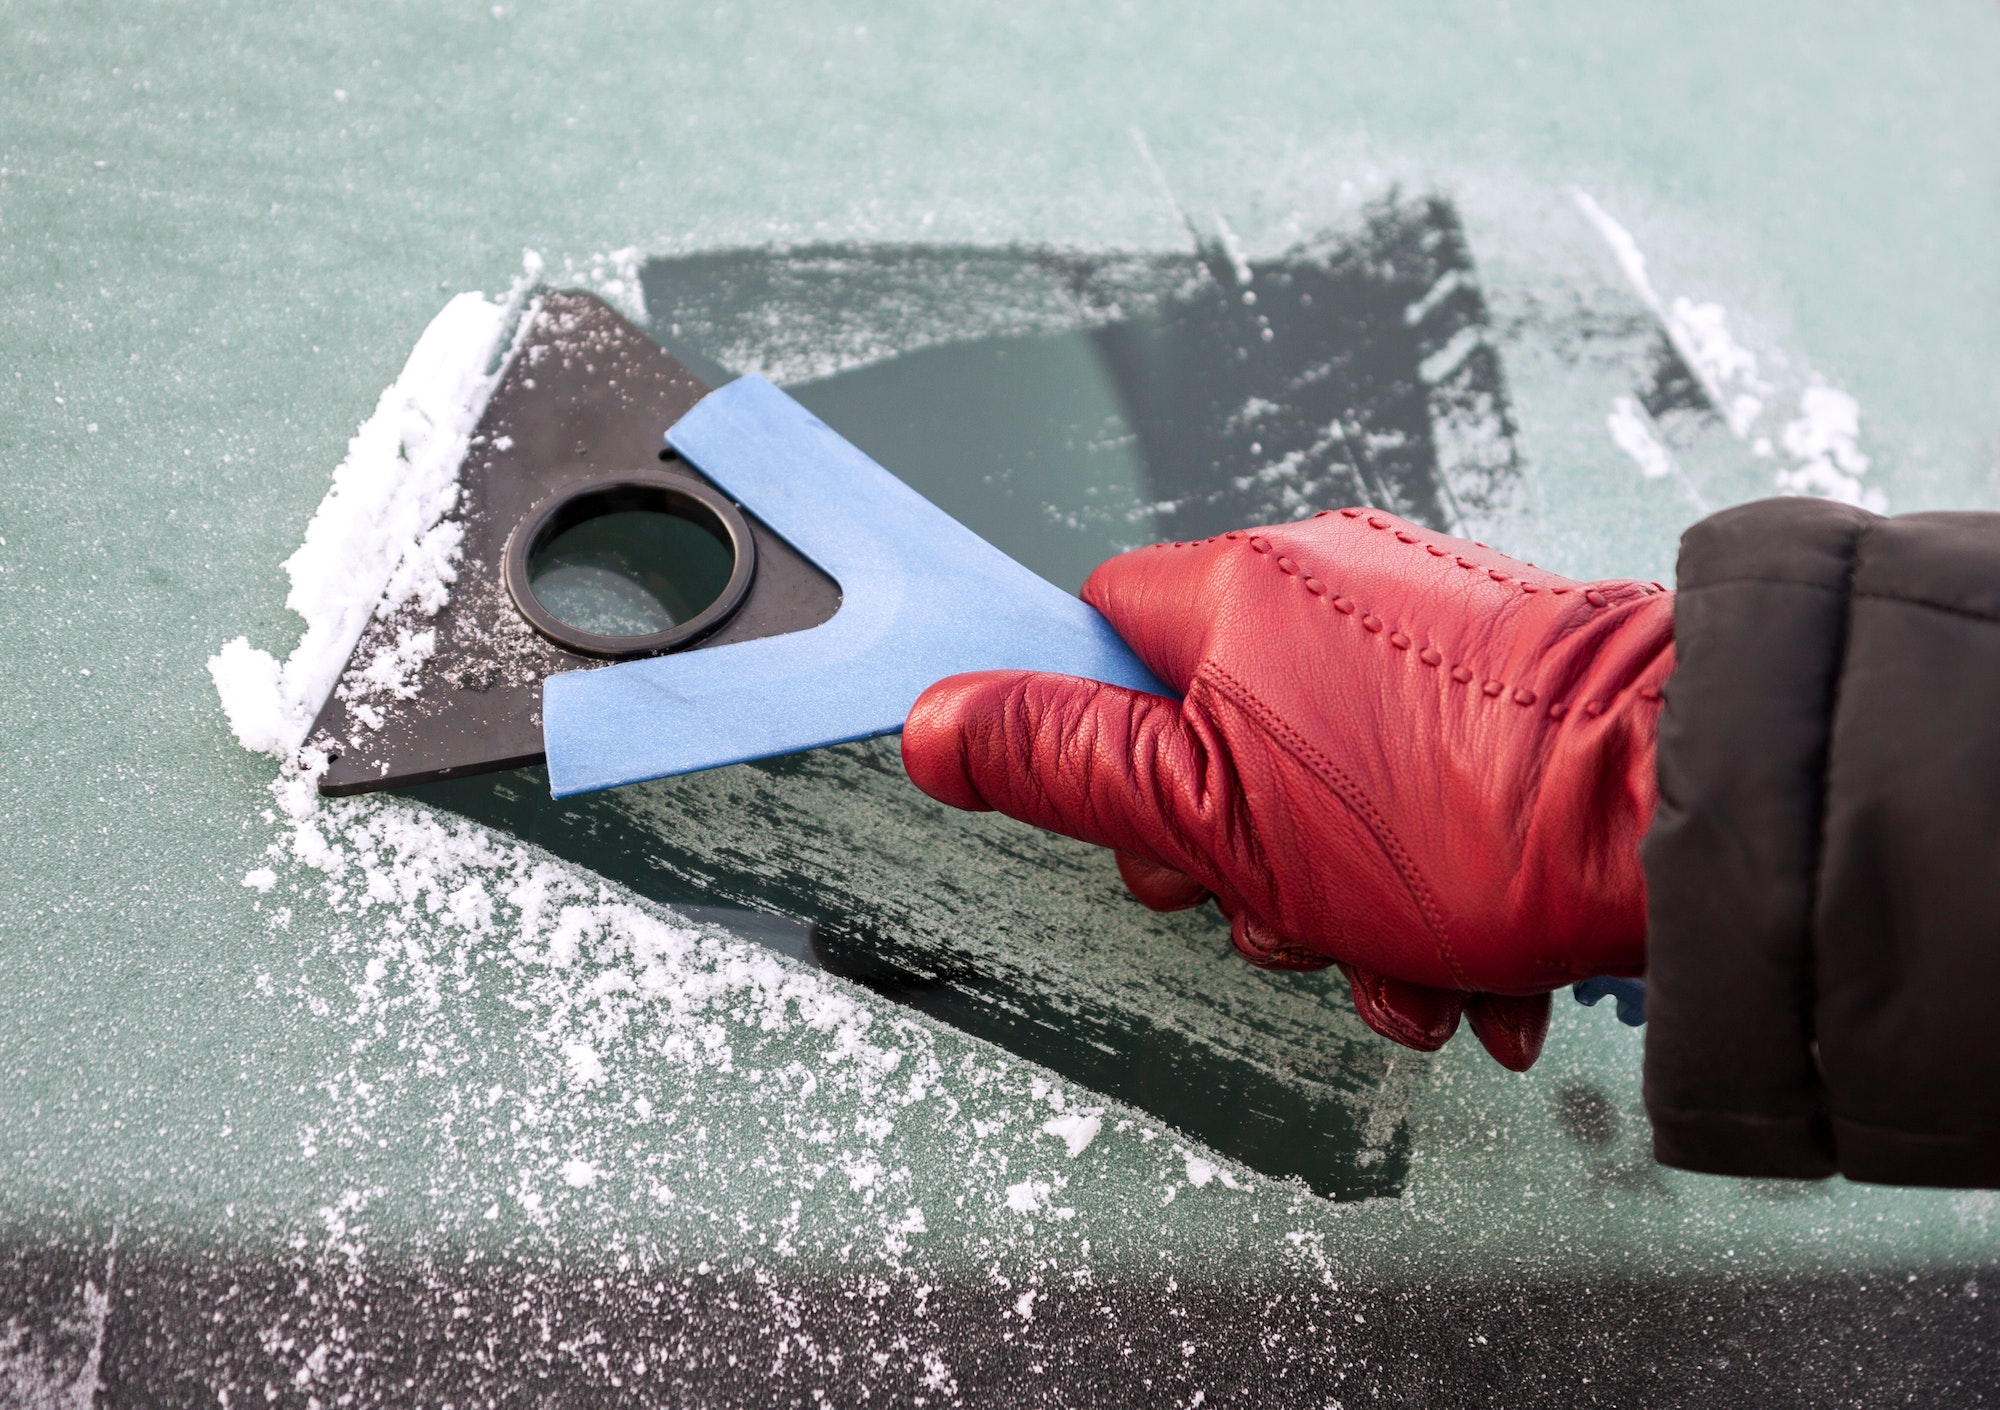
left=6, top=0, right=1998, bottom=1401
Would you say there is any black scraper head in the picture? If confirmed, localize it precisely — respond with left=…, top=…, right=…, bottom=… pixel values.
left=305, top=291, right=841, bottom=796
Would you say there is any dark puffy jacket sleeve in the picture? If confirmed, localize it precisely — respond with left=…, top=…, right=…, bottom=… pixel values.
left=1643, top=499, right=2000, bottom=1188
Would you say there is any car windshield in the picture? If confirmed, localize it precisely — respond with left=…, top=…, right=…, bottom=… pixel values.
left=5, top=4, right=1999, bottom=1404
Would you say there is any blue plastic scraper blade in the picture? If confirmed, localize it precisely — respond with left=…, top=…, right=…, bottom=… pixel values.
left=541, top=376, right=1174, bottom=797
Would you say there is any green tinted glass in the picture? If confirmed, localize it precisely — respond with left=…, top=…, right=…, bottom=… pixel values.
left=527, top=509, right=735, bottom=637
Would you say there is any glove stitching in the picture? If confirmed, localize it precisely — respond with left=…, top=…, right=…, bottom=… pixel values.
left=1197, top=659, right=1467, bottom=989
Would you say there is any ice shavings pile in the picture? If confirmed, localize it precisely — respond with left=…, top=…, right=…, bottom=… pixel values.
left=1774, top=381, right=1877, bottom=507
left=205, top=268, right=1270, bottom=1290
left=250, top=756, right=1265, bottom=1291
left=561, top=246, right=647, bottom=324
left=1574, top=191, right=1887, bottom=514
left=208, top=259, right=542, bottom=755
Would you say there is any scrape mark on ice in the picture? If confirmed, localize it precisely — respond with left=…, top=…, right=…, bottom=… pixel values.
left=1575, top=191, right=1885, bottom=512
left=1572, top=191, right=1737, bottom=416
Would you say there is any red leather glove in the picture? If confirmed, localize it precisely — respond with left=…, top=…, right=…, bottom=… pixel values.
left=902, top=508, right=1674, bottom=1070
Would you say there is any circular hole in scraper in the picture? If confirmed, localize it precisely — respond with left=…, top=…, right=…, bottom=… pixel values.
left=505, top=472, right=757, bottom=658
left=528, top=510, right=735, bottom=637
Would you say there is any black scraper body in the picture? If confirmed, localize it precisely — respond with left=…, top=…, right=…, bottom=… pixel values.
left=307, top=291, right=841, bottom=796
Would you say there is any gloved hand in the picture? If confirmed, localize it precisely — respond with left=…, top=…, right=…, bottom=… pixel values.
left=901, top=508, right=1674, bottom=1070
